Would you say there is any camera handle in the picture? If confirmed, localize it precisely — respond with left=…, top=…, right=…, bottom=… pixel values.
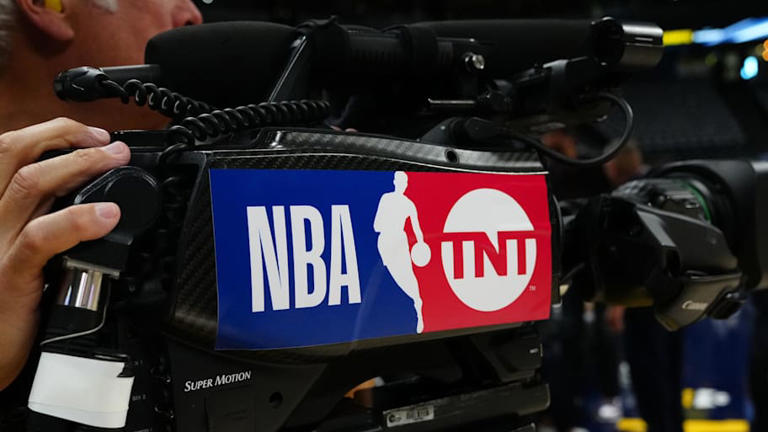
left=27, top=167, right=161, bottom=431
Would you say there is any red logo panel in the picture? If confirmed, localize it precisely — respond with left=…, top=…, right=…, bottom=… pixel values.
left=402, top=172, right=552, bottom=333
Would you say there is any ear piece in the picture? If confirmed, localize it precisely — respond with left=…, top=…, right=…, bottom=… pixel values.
left=23, top=0, right=72, bottom=41
left=43, top=0, right=63, bottom=12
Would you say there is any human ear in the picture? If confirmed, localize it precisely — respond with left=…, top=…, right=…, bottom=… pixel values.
left=15, top=0, right=74, bottom=42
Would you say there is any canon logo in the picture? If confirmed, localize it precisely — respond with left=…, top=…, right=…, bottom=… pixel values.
left=441, top=189, right=537, bottom=312
left=681, top=300, right=709, bottom=311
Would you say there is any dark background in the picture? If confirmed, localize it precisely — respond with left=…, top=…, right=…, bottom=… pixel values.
left=192, top=0, right=768, bottom=29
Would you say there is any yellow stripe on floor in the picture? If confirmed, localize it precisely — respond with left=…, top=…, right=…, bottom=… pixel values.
left=617, top=418, right=749, bottom=432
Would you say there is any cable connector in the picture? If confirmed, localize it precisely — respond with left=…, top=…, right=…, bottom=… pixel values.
left=53, top=66, right=111, bottom=102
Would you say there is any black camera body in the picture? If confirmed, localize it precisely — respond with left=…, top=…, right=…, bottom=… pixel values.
left=27, top=127, right=768, bottom=432
left=26, top=127, right=560, bottom=432
left=14, top=15, right=768, bottom=432
left=162, top=130, right=558, bottom=432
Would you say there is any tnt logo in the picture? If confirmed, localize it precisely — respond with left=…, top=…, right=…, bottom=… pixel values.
left=440, top=189, right=537, bottom=312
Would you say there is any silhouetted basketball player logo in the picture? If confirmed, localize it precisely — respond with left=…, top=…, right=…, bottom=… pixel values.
left=374, top=172, right=431, bottom=333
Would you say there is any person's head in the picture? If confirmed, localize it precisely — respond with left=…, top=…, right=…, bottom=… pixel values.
left=8, top=0, right=202, bottom=66
left=603, top=139, right=646, bottom=187
left=394, top=171, right=408, bottom=193
left=540, top=129, right=578, bottom=159
left=0, top=0, right=203, bottom=132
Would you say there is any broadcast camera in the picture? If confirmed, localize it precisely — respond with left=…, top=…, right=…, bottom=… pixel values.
left=11, top=16, right=768, bottom=432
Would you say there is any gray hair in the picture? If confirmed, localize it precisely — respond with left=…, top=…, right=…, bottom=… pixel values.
left=0, top=0, right=118, bottom=69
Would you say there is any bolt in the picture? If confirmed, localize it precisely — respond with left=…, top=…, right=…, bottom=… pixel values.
left=464, top=53, right=486, bottom=72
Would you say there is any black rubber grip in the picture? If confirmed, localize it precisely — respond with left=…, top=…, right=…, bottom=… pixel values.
left=318, top=28, right=458, bottom=78
left=346, top=32, right=409, bottom=75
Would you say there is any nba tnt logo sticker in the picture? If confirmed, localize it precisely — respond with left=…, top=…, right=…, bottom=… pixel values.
left=210, top=169, right=552, bottom=349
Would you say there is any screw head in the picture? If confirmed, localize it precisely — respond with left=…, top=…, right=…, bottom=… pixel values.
left=464, top=53, right=486, bottom=71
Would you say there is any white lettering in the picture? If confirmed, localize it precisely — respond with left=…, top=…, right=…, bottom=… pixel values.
left=185, top=371, right=253, bottom=392
left=248, top=205, right=363, bottom=312
left=328, top=205, right=361, bottom=306
left=291, top=206, right=327, bottom=309
left=247, top=206, right=290, bottom=312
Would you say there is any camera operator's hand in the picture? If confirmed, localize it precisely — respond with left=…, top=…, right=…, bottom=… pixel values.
left=0, top=118, right=130, bottom=390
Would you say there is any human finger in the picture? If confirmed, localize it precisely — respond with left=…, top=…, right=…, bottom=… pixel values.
left=0, top=118, right=111, bottom=192
left=0, top=142, right=129, bottom=246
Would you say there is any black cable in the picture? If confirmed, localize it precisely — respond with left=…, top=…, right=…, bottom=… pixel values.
left=560, top=263, right=586, bottom=286
left=99, top=79, right=213, bottom=120
left=87, top=77, right=332, bottom=163
left=39, top=285, right=111, bottom=347
left=177, top=100, right=328, bottom=141
left=511, top=92, right=635, bottom=168
left=158, top=99, right=332, bottom=166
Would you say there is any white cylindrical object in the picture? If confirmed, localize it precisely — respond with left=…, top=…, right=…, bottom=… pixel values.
left=28, top=352, right=135, bottom=429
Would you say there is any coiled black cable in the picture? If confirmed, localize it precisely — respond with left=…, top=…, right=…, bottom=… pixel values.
left=180, top=100, right=330, bottom=140
left=159, top=99, right=331, bottom=165
left=99, top=79, right=214, bottom=120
